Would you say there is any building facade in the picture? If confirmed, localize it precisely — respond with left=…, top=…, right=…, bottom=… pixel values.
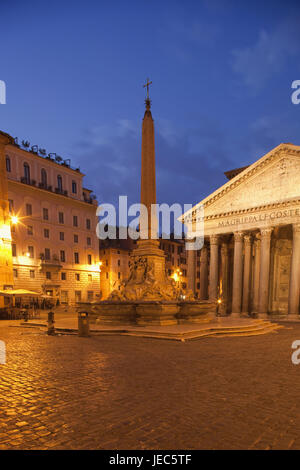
left=186, top=143, right=300, bottom=319
left=4, top=138, right=100, bottom=305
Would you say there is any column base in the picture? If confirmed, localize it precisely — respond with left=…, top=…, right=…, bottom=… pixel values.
left=240, top=312, right=250, bottom=318
left=256, top=313, right=269, bottom=320
left=283, top=314, right=300, bottom=322
left=230, top=312, right=242, bottom=318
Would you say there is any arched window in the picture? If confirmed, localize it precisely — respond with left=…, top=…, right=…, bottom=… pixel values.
left=57, top=175, right=63, bottom=192
left=41, top=169, right=47, bottom=187
left=23, top=163, right=30, bottom=183
left=72, top=180, right=77, bottom=194
left=6, top=156, right=11, bottom=172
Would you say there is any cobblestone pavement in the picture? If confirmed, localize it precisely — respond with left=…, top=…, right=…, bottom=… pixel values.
left=1, top=322, right=300, bottom=450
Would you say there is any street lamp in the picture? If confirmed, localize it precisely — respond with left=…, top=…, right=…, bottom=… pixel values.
left=10, top=215, right=19, bottom=225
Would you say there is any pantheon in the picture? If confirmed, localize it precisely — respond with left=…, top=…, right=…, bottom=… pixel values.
left=186, top=143, right=300, bottom=319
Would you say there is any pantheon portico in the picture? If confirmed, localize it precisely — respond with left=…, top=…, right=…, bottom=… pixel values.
left=186, top=143, right=300, bottom=319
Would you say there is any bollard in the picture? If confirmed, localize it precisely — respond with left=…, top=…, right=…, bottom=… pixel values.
left=47, top=311, right=55, bottom=335
left=23, top=310, right=29, bottom=323
left=78, top=311, right=90, bottom=337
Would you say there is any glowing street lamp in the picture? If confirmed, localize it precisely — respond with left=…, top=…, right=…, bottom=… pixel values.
left=10, top=215, right=19, bottom=225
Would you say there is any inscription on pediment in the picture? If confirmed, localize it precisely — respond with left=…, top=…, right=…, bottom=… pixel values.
left=205, top=155, right=300, bottom=216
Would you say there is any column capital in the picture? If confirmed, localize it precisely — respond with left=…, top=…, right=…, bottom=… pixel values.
left=210, top=234, right=219, bottom=245
left=292, top=223, right=300, bottom=234
left=221, top=242, right=228, bottom=255
left=233, top=231, right=244, bottom=242
left=260, top=227, right=273, bottom=239
left=243, top=234, right=252, bottom=246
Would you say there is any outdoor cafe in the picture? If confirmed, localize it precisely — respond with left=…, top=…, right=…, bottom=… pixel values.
left=0, top=290, right=55, bottom=320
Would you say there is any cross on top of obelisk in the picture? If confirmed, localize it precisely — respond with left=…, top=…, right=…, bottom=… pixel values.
left=143, top=78, right=152, bottom=100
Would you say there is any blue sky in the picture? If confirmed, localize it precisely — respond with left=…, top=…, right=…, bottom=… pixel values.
left=1, top=0, right=300, bottom=209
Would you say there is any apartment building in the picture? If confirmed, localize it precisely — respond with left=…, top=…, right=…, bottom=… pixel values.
left=5, top=139, right=100, bottom=305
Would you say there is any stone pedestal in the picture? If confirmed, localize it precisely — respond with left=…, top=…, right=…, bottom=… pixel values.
left=136, top=302, right=179, bottom=325
left=177, top=300, right=216, bottom=323
left=91, top=302, right=137, bottom=325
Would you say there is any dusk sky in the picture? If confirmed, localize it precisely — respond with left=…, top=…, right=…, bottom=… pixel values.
left=1, top=0, right=300, bottom=210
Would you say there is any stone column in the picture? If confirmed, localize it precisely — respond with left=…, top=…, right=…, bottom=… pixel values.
left=187, top=247, right=196, bottom=294
left=252, top=235, right=261, bottom=314
left=219, top=242, right=229, bottom=315
left=242, top=234, right=252, bottom=315
left=231, top=232, right=244, bottom=317
left=288, top=224, right=300, bottom=317
left=209, top=235, right=219, bottom=301
left=199, top=245, right=208, bottom=300
left=258, top=228, right=273, bottom=317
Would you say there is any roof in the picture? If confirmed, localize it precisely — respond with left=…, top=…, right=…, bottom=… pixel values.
left=224, top=165, right=250, bottom=180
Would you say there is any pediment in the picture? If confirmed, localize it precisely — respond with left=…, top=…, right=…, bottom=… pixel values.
left=199, top=144, right=300, bottom=217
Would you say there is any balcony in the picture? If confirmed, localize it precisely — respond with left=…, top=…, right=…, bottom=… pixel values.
left=39, top=254, right=62, bottom=270
left=55, top=188, right=68, bottom=196
left=20, top=177, right=36, bottom=186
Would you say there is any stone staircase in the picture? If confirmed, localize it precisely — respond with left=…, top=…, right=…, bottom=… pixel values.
left=19, top=316, right=284, bottom=342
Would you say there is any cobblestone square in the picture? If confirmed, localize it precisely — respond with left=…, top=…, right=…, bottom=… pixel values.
left=1, top=322, right=300, bottom=450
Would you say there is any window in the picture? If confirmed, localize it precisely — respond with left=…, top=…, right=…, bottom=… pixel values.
left=88, top=274, right=92, bottom=282
left=75, top=291, right=81, bottom=302
left=86, top=237, right=91, bottom=246
left=57, top=175, right=63, bottom=192
left=75, top=273, right=80, bottom=281
left=43, top=208, right=49, bottom=220
left=118, top=272, right=121, bottom=279
left=87, top=291, right=94, bottom=301
left=61, top=272, right=66, bottom=281
left=28, top=246, right=34, bottom=258
left=45, top=248, right=50, bottom=260
left=74, top=234, right=78, bottom=243
left=73, top=215, right=78, bottom=227
left=24, top=163, right=30, bottom=183
left=13, top=269, right=18, bottom=278
left=61, top=290, right=68, bottom=303
left=6, top=157, right=11, bottom=172
left=12, top=243, right=16, bottom=257
left=60, top=250, right=65, bottom=262
left=105, top=260, right=108, bottom=266
left=26, top=203, right=32, bottom=216
left=44, top=228, right=49, bottom=239
left=86, top=218, right=91, bottom=230
left=41, top=169, right=47, bottom=187
left=72, top=180, right=77, bottom=194
left=58, top=212, right=64, bottom=224
left=118, top=259, right=120, bottom=266
left=74, top=252, right=79, bottom=264
left=8, top=199, right=13, bottom=213
left=87, top=254, right=92, bottom=265
left=27, top=225, right=33, bottom=236
left=106, top=272, right=108, bottom=279
left=46, top=271, right=51, bottom=280
left=30, top=270, right=35, bottom=279
left=59, top=231, right=64, bottom=241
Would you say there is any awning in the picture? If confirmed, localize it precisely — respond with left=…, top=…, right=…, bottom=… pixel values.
left=0, top=289, right=41, bottom=297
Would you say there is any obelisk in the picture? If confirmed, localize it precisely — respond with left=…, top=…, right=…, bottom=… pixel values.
left=132, top=79, right=165, bottom=277
left=140, top=78, right=157, bottom=240
left=0, top=131, right=14, bottom=306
